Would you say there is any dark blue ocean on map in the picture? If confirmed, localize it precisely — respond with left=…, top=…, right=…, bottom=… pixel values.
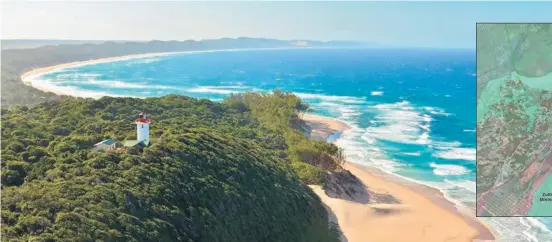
left=33, top=48, right=552, bottom=240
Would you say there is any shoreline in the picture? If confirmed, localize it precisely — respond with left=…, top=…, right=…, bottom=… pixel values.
left=20, top=51, right=189, bottom=96
left=301, top=113, right=496, bottom=242
left=19, top=47, right=313, bottom=97
left=19, top=49, right=497, bottom=240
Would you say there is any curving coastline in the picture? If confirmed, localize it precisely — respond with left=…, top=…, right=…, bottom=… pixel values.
left=301, top=113, right=496, bottom=242
left=19, top=47, right=312, bottom=97
left=20, top=51, right=184, bottom=96
left=20, top=52, right=496, bottom=241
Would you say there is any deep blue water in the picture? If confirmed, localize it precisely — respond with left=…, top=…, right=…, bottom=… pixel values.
left=31, top=48, right=552, bottom=241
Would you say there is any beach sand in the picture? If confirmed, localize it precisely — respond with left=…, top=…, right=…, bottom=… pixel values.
left=301, top=114, right=495, bottom=242
left=19, top=47, right=298, bottom=97
left=300, top=113, right=351, bottom=141
left=19, top=51, right=187, bottom=96
left=19, top=51, right=496, bottom=241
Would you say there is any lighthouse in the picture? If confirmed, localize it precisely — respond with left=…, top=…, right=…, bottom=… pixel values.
left=136, top=112, right=151, bottom=142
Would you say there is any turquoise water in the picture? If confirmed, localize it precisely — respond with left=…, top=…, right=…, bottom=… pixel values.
left=30, top=48, right=552, bottom=241
left=529, top=175, right=552, bottom=216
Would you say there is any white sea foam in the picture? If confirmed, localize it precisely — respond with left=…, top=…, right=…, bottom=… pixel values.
left=433, top=147, right=476, bottom=161
left=185, top=86, right=258, bottom=94
left=55, top=78, right=254, bottom=94
left=209, top=85, right=249, bottom=89
left=26, top=78, right=135, bottom=99
left=186, top=87, right=236, bottom=94
left=317, top=102, right=341, bottom=107
left=323, top=103, right=404, bottom=175
left=56, top=73, right=103, bottom=79
left=77, top=79, right=149, bottom=89
left=331, top=107, right=552, bottom=241
left=24, top=48, right=552, bottom=240
left=71, top=79, right=188, bottom=91
left=21, top=47, right=304, bottom=98
left=429, top=110, right=451, bottom=116
left=432, top=140, right=462, bottom=148
left=325, top=100, right=478, bottom=214
left=444, top=179, right=476, bottom=193
left=365, top=100, right=433, bottom=145
left=369, top=158, right=403, bottom=172
left=463, top=129, right=476, bottom=132
left=422, top=114, right=432, bottom=122
left=418, top=124, right=430, bottom=131
left=429, top=163, right=469, bottom=176
left=402, top=152, right=421, bottom=156
left=370, top=91, right=384, bottom=96
left=373, top=100, right=410, bottom=109
left=294, top=92, right=365, bottom=103
left=131, top=57, right=162, bottom=64
left=481, top=217, right=552, bottom=242
left=416, top=132, right=430, bottom=144
left=423, top=106, right=451, bottom=116
left=360, top=133, right=376, bottom=144
left=311, top=100, right=552, bottom=242
left=335, top=106, right=362, bottom=119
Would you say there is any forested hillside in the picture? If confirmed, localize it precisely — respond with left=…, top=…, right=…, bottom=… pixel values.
left=1, top=93, right=341, bottom=241
left=225, top=91, right=345, bottom=184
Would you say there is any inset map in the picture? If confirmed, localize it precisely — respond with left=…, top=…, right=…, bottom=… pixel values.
left=476, top=23, right=552, bottom=217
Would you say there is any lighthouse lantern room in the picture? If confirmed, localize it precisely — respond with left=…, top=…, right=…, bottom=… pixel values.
left=136, top=112, right=151, bottom=142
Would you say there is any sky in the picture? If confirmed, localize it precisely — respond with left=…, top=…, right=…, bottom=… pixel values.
left=2, top=1, right=552, bottom=48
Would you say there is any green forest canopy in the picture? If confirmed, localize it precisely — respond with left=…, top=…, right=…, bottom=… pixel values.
left=1, top=92, right=343, bottom=241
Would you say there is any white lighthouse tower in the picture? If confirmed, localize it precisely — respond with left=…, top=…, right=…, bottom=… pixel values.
left=136, top=112, right=151, bottom=142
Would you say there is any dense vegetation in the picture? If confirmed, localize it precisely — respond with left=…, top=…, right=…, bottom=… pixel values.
left=225, top=91, right=345, bottom=184
left=1, top=93, right=342, bottom=241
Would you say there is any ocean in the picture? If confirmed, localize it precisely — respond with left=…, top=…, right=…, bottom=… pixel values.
left=30, top=48, right=552, bottom=241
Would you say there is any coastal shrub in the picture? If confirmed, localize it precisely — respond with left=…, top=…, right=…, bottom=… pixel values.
left=1, top=95, right=339, bottom=242
left=225, top=91, right=343, bottom=181
left=292, top=162, right=326, bottom=185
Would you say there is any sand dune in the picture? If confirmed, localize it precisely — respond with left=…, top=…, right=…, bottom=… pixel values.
left=302, top=114, right=495, bottom=242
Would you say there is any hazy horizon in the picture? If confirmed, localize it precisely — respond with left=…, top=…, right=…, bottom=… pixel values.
left=4, top=1, right=552, bottom=48
left=1, top=38, right=480, bottom=51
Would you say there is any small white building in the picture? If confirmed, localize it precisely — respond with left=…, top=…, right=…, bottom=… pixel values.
left=93, top=139, right=120, bottom=152
left=93, top=112, right=152, bottom=151
left=135, top=112, right=151, bottom=143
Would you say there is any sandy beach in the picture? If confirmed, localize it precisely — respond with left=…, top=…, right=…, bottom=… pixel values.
left=300, top=113, right=351, bottom=141
left=19, top=51, right=191, bottom=96
left=301, top=113, right=495, bottom=242
left=19, top=50, right=496, bottom=241
left=19, top=47, right=300, bottom=97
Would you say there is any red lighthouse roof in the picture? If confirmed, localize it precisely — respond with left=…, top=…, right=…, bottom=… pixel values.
left=136, top=112, right=151, bottom=123
left=136, top=117, right=151, bottom=123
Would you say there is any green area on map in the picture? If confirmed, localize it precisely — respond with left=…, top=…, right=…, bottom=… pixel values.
left=476, top=23, right=552, bottom=217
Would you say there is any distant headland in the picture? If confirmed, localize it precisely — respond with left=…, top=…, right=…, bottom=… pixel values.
left=1, top=37, right=379, bottom=108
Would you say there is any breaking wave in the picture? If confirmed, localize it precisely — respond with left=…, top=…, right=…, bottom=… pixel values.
left=364, top=101, right=432, bottom=145
left=429, top=163, right=469, bottom=176
left=21, top=48, right=552, bottom=241
left=25, top=78, right=137, bottom=99
left=433, top=147, right=476, bottom=161
left=185, top=86, right=258, bottom=94
left=294, top=92, right=366, bottom=104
